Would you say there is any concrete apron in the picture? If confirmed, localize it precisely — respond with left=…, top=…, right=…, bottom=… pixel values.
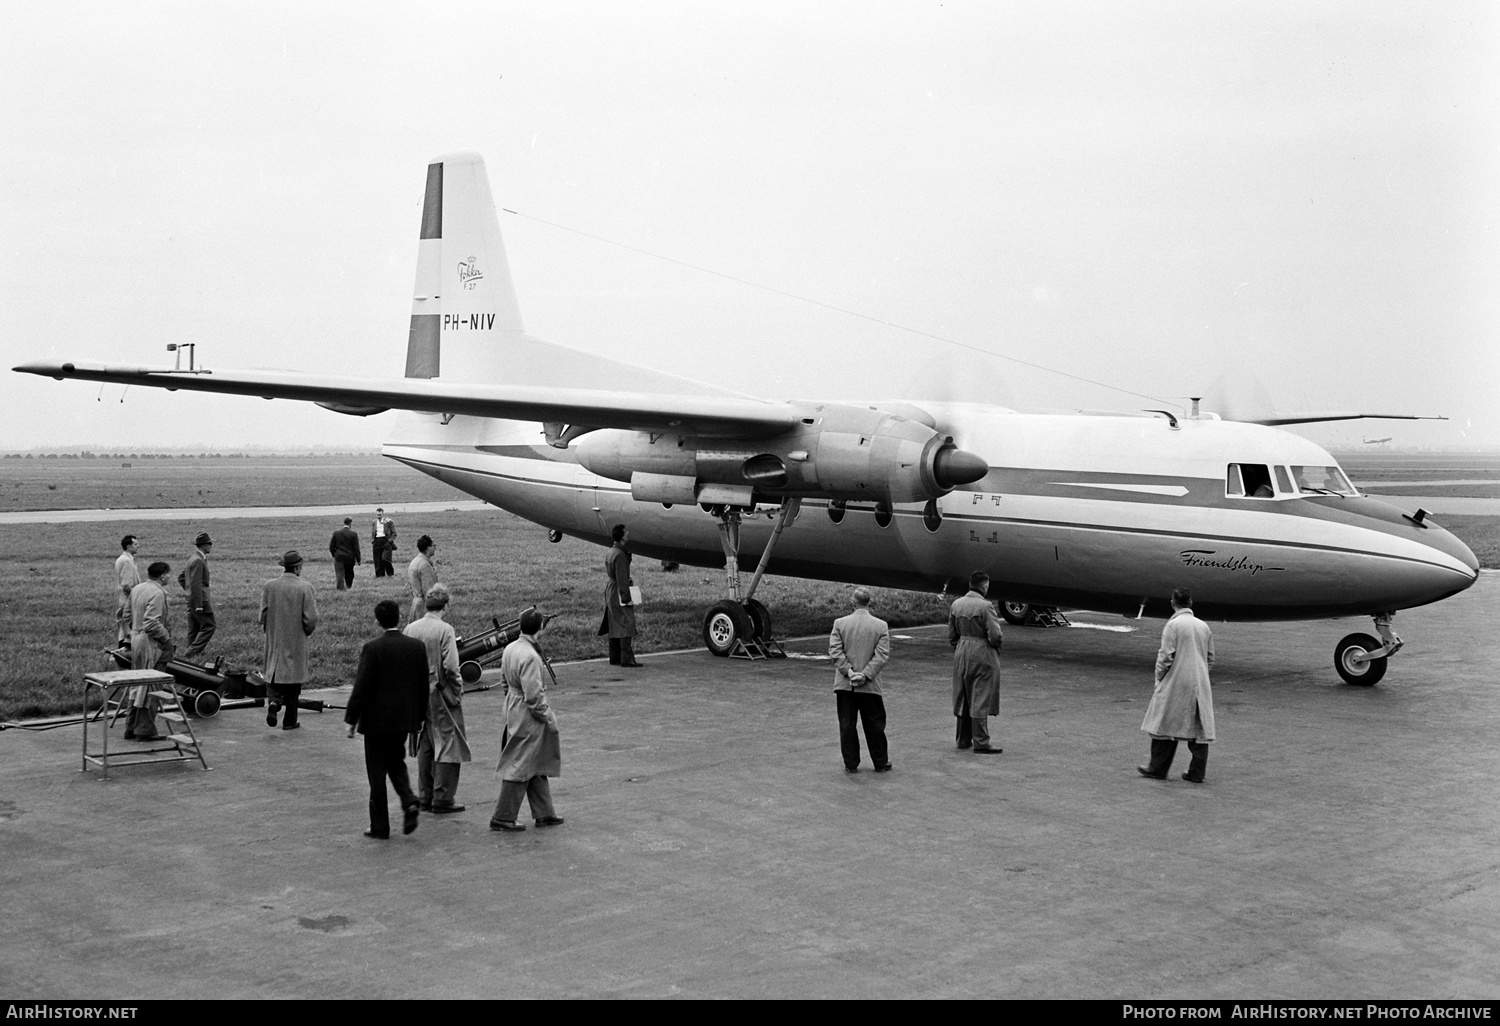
left=2, top=576, right=1497, bottom=999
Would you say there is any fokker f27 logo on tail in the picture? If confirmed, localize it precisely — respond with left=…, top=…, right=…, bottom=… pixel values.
left=458, top=256, right=484, bottom=290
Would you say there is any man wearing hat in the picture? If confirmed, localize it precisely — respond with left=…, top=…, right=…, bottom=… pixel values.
left=181, top=531, right=216, bottom=660
left=259, top=549, right=321, bottom=730
left=491, top=607, right=564, bottom=832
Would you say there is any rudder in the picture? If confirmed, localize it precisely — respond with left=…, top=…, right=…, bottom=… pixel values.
left=405, top=151, right=524, bottom=382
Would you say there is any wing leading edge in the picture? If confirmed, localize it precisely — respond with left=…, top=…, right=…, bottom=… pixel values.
left=12, top=361, right=798, bottom=439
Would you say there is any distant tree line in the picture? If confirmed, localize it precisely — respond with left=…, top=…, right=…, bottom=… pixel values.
left=1, top=449, right=380, bottom=459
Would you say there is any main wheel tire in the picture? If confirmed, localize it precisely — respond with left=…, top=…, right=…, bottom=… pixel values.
left=1334, top=632, right=1388, bottom=686
left=188, top=689, right=221, bottom=718
left=744, top=598, right=772, bottom=641
left=547, top=529, right=563, bottom=544
left=703, top=601, right=753, bottom=657
left=1000, top=601, right=1031, bottom=626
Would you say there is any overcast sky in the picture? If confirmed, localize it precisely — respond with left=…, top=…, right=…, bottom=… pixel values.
left=3, top=1, right=1497, bottom=450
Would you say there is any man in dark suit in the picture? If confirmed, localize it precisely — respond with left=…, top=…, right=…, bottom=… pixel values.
left=371, top=508, right=397, bottom=578
left=328, top=517, right=361, bottom=590
left=344, top=600, right=429, bottom=840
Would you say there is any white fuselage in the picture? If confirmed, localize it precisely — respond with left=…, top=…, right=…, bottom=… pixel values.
left=384, top=403, right=1479, bottom=622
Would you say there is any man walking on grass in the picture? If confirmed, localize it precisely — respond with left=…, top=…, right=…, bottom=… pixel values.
left=181, top=532, right=216, bottom=660
left=113, top=534, right=141, bottom=648
left=329, top=517, right=361, bottom=590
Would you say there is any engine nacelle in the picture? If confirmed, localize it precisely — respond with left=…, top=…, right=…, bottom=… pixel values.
left=574, top=401, right=989, bottom=506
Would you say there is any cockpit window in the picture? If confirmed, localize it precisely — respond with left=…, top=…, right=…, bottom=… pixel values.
left=1227, top=463, right=1275, bottom=498
left=1274, top=466, right=1293, bottom=495
left=1291, top=465, right=1357, bottom=496
left=1226, top=464, right=1244, bottom=496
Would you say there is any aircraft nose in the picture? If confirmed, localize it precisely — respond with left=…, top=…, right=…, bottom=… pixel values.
left=1427, top=521, right=1480, bottom=580
left=934, top=447, right=989, bottom=488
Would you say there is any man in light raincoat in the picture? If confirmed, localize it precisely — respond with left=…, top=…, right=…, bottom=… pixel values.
left=948, top=570, right=1005, bottom=754
left=259, top=550, right=320, bottom=731
left=490, top=608, right=563, bottom=832
left=1138, top=588, right=1217, bottom=783
left=125, top=561, right=174, bottom=741
left=404, top=582, right=470, bottom=813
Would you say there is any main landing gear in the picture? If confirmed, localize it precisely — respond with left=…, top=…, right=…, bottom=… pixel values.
left=1334, top=612, right=1403, bottom=686
left=700, top=498, right=801, bottom=658
left=997, top=601, right=1071, bottom=628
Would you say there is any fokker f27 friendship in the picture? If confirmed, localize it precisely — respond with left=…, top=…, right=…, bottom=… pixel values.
left=16, top=152, right=1479, bottom=685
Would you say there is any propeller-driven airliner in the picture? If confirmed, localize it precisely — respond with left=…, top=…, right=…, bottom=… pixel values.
left=15, top=152, right=1479, bottom=685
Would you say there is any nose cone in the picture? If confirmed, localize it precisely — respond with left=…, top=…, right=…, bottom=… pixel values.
left=1353, top=498, right=1481, bottom=607
left=1425, top=521, right=1480, bottom=581
left=934, top=447, right=989, bottom=488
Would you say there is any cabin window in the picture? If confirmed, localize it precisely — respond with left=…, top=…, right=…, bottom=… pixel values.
left=1291, top=465, right=1357, bottom=496
left=874, top=503, right=893, bottom=529
left=1274, top=466, right=1293, bottom=495
left=1227, top=463, right=1275, bottom=498
left=827, top=500, right=846, bottom=525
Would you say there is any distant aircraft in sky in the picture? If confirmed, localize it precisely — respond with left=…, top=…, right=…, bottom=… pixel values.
left=15, top=153, right=1478, bottom=686
left=1365, top=436, right=1394, bottom=446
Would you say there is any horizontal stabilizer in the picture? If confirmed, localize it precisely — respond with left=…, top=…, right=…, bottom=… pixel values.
left=1202, top=373, right=1447, bottom=427
left=1242, top=412, right=1448, bottom=426
left=13, top=361, right=798, bottom=439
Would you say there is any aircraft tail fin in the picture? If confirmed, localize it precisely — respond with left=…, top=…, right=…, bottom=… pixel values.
left=405, top=152, right=524, bottom=382
left=401, top=152, right=748, bottom=399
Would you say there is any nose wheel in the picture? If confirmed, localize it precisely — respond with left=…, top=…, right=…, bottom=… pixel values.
left=1334, top=613, right=1401, bottom=686
left=1334, top=633, right=1387, bottom=686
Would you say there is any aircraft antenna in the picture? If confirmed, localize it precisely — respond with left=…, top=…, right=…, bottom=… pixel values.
left=502, top=208, right=1177, bottom=410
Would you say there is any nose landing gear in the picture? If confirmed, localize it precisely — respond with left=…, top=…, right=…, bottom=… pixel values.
left=1334, top=612, right=1403, bottom=686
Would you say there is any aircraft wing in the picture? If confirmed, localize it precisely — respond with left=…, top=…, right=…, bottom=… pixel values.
left=12, top=361, right=798, bottom=438
left=1244, top=412, right=1448, bottom=426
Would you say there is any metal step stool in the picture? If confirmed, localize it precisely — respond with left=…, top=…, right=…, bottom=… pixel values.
left=82, top=669, right=211, bottom=779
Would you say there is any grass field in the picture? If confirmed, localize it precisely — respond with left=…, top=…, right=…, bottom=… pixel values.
left=1362, top=484, right=1500, bottom=498
left=1436, top=516, right=1500, bottom=569
left=1339, top=453, right=1500, bottom=483
left=3, top=455, right=1496, bottom=721
left=0, top=455, right=465, bottom=511
left=0, top=508, right=951, bottom=720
